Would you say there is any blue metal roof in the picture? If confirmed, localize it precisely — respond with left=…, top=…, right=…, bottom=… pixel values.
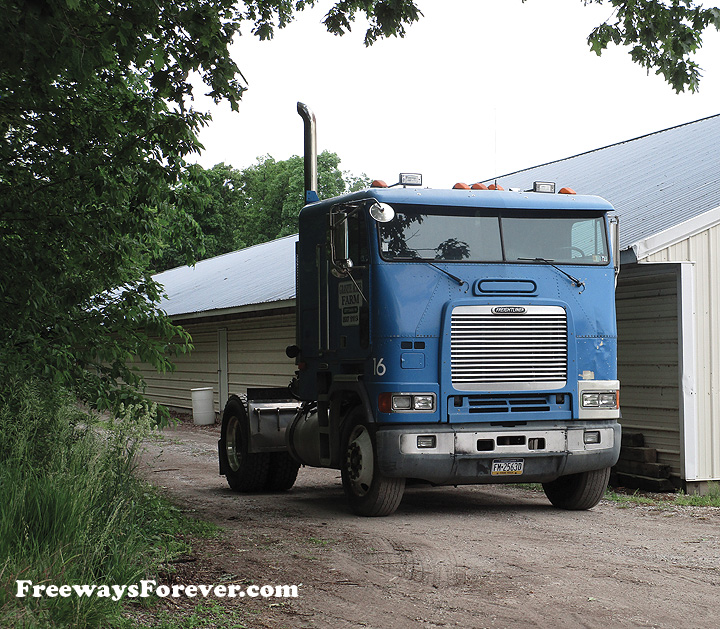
left=154, top=234, right=297, bottom=317
left=480, top=114, right=720, bottom=250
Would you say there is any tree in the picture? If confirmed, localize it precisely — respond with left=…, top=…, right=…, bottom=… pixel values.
left=236, top=151, right=369, bottom=248
left=152, top=163, right=246, bottom=272
left=0, top=1, right=248, bottom=416
left=151, top=154, right=368, bottom=272
left=0, top=0, right=417, bottom=418
left=241, top=1, right=720, bottom=93
left=521, top=0, right=720, bottom=93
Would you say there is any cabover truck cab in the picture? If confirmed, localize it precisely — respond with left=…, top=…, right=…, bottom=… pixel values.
left=218, top=104, right=621, bottom=516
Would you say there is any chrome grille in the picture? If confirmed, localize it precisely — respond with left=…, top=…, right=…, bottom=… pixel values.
left=451, top=305, right=567, bottom=390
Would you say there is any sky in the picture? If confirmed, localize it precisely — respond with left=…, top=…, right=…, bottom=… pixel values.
left=189, top=0, right=720, bottom=190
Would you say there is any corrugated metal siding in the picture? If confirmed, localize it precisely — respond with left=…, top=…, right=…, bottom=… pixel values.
left=642, top=222, right=720, bottom=480
left=138, top=313, right=297, bottom=413
left=226, top=314, right=297, bottom=394
left=616, top=267, right=681, bottom=475
left=136, top=322, right=221, bottom=411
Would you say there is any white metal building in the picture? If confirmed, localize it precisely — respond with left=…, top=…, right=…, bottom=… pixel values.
left=145, top=114, right=720, bottom=492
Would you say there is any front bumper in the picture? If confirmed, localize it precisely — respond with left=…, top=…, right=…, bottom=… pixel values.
left=375, top=420, right=621, bottom=485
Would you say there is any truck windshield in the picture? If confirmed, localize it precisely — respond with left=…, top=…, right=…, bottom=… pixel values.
left=378, top=207, right=609, bottom=265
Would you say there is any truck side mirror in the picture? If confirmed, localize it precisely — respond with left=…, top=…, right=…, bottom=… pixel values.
left=609, top=216, right=620, bottom=278
left=369, top=202, right=395, bottom=223
left=330, top=210, right=353, bottom=275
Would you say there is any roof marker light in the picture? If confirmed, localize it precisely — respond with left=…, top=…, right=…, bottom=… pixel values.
left=471, top=183, right=488, bottom=190
left=453, top=182, right=471, bottom=190
left=371, top=179, right=388, bottom=188
left=559, top=187, right=577, bottom=195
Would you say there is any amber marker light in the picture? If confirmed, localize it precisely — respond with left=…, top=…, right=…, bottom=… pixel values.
left=378, top=393, right=393, bottom=414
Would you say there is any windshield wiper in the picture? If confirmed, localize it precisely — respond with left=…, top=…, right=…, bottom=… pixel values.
left=517, top=257, right=585, bottom=290
left=428, top=262, right=467, bottom=287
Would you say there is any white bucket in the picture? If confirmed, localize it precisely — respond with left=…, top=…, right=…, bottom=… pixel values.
left=190, top=387, right=215, bottom=425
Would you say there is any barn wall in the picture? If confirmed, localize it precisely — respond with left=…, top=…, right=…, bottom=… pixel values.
left=138, top=311, right=297, bottom=415
left=616, top=265, right=682, bottom=476
left=642, top=222, right=720, bottom=481
left=135, top=321, right=220, bottom=412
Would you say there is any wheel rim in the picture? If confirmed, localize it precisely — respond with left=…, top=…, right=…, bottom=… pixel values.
left=225, top=416, right=241, bottom=472
left=345, top=425, right=374, bottom=497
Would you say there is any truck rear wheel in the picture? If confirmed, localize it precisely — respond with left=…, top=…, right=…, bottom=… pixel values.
left=542, top=466, right=611, bottom=510
left=219, top=395, right=269, bottom=492
left=265, top=453, right=300, bottom=491
left=341, top=408, right=405, bottom=517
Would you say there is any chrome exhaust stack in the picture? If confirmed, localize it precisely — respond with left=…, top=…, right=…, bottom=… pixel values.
left=297, top=102, right=319, bottom=203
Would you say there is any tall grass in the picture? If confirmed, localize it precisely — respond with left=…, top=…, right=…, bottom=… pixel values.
left=0, top=381, right=195, bottom=628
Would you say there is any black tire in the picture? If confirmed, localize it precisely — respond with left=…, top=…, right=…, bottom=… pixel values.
left=219, top=395, right=269, bottom=492
left=265, top=452, right=301, bottom=491
left=340, top=407, right=405, bottom=517
left=542, top=466, right=611, bottom=510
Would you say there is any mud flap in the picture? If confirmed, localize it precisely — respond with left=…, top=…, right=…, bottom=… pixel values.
left=218, top=439, right=226, bottom=476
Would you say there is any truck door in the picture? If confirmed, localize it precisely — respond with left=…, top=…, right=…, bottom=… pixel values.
left=328, top=206, right=370, bottom=362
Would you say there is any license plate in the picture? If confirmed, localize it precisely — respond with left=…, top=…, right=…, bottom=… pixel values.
left=491, top=458, right=524, bottom=476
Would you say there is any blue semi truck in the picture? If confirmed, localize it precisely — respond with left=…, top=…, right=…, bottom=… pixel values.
left=218, top=103, right=621, bottom=516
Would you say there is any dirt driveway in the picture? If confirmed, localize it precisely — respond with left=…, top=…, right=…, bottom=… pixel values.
left=139, top=420, right=720, bottom=629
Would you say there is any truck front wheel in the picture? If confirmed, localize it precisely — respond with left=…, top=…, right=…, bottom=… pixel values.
left=341, top=409, right=405, bottom=517
left=219, top=395, right=269, bottom=492
left=542, top=466, right=611, bottom=510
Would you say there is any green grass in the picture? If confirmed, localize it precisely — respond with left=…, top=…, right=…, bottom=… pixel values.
left=670, top=482, right=720, bottom=507
left=146, top=601, right=249, bottom=629
left=0, top=381, right=216, bottom=629
left=512, top=480, right=720, bottom=508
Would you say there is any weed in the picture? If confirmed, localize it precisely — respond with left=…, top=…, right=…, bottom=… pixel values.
left=308, top=537, right=333, bottom=547
left=148, top=600, right=248, bottom=629
left=673, top=482, right=720, bottom=507
left=0, top=381, right=213, bottom=628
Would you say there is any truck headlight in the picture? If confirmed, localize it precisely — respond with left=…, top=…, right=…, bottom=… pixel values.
left=392, top=395, right=413, bottom=411
left=413, top=395, right=434, bottom=410
left=379, top=393, right=436, bottom=413
left=581, top=391, right=618, bottom=408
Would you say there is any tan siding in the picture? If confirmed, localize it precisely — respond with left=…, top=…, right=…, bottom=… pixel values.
left=616, top=268, right=681, bottom=475
left=227, top=314, right=296, bottom=394
left=139, top=313, right=297, bottom=413
left=644, top=222, right=720, bottom=480
left=134, top=325, right=218, bottom=410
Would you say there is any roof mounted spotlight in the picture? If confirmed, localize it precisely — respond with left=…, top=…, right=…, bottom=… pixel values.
left=399, top=173, right=422, bottom=186
left=389, top=173, right=422, bottom=188
left=533, top=181, right=556, bottom=193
